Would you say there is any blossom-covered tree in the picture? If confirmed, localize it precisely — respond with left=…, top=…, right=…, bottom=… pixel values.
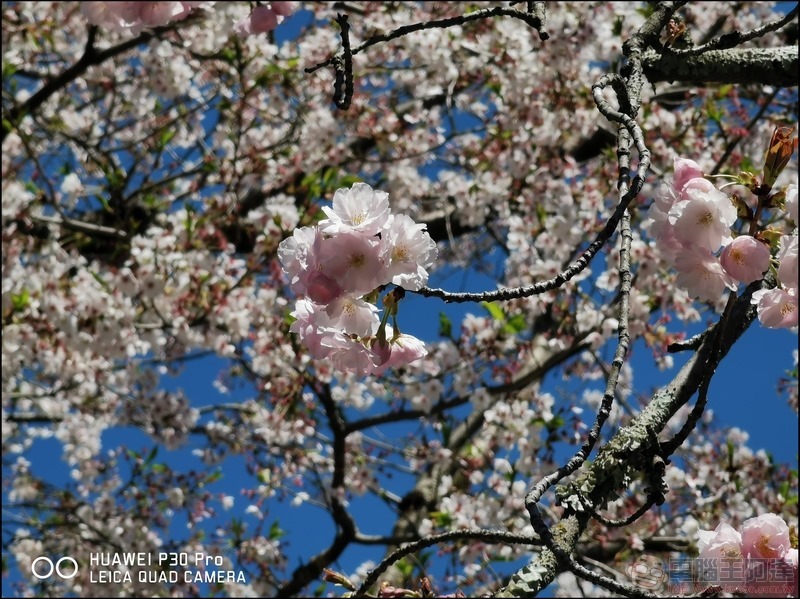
left=2, top=2, right=798, bottom=597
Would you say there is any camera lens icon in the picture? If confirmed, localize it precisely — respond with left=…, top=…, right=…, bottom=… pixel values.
left=31, top=556, right=78, bottom=580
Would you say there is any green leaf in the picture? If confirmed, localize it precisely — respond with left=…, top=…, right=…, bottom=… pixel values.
left=430, top=511, right=452, bottom=527
left=394, top=557, right=414, bottom=578
left=219, top=47, right=237, bottom=63
left=230, top=518, right=244, bottom=537
left=503, top=313, right=526, bottom=334
left=11, top=289, right=30, bottom=311
left=203, top=469, right=223, bottom=485
left=106, top=167, right=126, bottom=190
left=480, top=300, right=505, bottom=322
left=438, top=312, right=452, bottom=338
left=157, top=129, right=176, bottom=150
left=269, top=520, right=284, bottom=540
left=536, top=204, right=547, bottom=225
left=2, top=61, right=18, bottom=78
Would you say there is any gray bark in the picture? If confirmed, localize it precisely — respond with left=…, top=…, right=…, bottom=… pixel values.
left=643, top=46, right=799, bottom=87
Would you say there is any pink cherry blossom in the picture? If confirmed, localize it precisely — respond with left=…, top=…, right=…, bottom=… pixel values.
left=324, top=295, right=381, bottom=338
left=740, top=513, right=791, bottom=560
left=680, top=176, right=718, bottom=196
left=696, top=522, right=745, bottom=594
left=321, top=231, right=388, bottom=298
left=373, top=330, right=428, bottom=374
left=289, top=299, right=336, bottom=360
left=322, top=334, right=382, bottom=377
left=669, top=184, right=737, bottom=253
left=674, top=247, right=737, bottom=302
left=751, top=287, right=799, bottom=328
left=278, top=227, right=345, bottom=303
left=720, top=235, right=771, bottom=284
left=653, top=182, right=679, bottom=213
left=277, top=226, right=317, bottom=285
left=697, top=522, right=743, bottom=560
left=777, top=234, right=798, bottom=291
left=321, top=183, right=391, bottom=236
left=672, top=157, right=704, bottom=197
left=382, top=214, right=438, bottom=291
left=643, top=203, right=683, bottom=261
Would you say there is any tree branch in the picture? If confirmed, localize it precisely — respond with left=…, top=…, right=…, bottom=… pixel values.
left=643, top=46, right=799, bottom=87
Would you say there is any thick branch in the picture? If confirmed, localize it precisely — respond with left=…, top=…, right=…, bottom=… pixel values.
left=643, top=46, right=799, bottom=87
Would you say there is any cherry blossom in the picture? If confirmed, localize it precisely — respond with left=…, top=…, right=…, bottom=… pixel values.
left=382, top=214, right=439, bottom=291
left=319, top=231, right=388, bottom=299
left=321, top=182, right=392, bottom=236
left=740, top=513, right=791, bottom=560
left=672, top=157, right=705, bottom=196
left=674, top=246, right=737, bottom=302
left=697, top=522, right=743, bottom=560
left=751, top=287, right=799, bottom=329
left=669, top=183, right=737, bottom=253
left=697, top=515, right=797, bottom=597
left=720, top=235, right=771, bottom=284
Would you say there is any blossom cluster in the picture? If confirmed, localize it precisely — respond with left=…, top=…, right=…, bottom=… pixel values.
left=80, top=1, right=293, bottom=36
left=80, top=1, right=207, bottom=32
left=645, top=157, right=797, bottom=328
left=697, top=513, right=798, bottom=596
left=278, top=183, right=437, bottom=376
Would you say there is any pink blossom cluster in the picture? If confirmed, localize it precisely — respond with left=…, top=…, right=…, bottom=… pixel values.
left=646, top=157, right=762, bottom=302
left=697, top=513, right=798, bottom=597
left=80, top=2, right=209, bottom=32
left=234, top=2, right=293, bottom=37
left=278, top=183, right=438, bottom=376
left=646, top=159, right=797, bottom=328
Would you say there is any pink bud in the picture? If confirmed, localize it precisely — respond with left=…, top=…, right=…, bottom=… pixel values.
left=270, top=1, right=294, bottom=17
left=250, top=5, right=278, bottom=33
left=305, top=270, right=343, bottom=305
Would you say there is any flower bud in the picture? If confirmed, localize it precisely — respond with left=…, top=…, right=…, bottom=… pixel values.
left=763, top=126, right=798, bottom=189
